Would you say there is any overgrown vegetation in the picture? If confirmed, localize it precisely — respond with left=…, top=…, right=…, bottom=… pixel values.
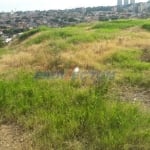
left=22, top=19, right=150, bottom=47
left=92, top=19, right=148, bottom=30
left=19, top=26, right=49, bottom=41
left=0, top=37, right=4, bottom=48
left=0, top=19, right=150, bottom=150
left=105, top=49, right=150, bottom=88
left=142, top=24, right=150, bottom=31
left=0, top=73, right=149, bottom=150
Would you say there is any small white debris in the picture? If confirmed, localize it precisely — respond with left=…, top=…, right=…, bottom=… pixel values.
left=5, top=38, right=12, bottom=43
left=73, top=67, right=79, bottom=73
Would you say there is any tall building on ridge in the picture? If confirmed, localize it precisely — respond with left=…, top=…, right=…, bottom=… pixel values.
left=124, top=0, right=129, bottom=5
left=117, top=0, right=136, bottom=6
left=130, top=0, right=135, bottom=4
left=117, top=0, right=122, bottom=6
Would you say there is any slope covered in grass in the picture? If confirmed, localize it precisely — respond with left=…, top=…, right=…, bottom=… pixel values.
left=0, top=73, right=149, bottom=150
left=0, top=19, right=150, bottom=150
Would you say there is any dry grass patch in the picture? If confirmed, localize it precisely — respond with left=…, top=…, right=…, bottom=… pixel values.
left=0, top=52, right=34, bottom=71
left=61, top=40, right=118, bottom=70
left=0, top=43, right=53, bottom=72
left=118, top=27, right=150, bottom=49
left=1, top=26, right=150, bottom=73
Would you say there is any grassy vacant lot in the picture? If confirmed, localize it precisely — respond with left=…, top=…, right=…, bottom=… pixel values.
left=0, top=19, right=150, bottom=150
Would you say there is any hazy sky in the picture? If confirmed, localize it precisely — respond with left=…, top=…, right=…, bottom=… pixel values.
left=0, top=0, right=148, bottom=12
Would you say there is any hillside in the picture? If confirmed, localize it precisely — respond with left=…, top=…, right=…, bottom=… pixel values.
left=0, top=19, right=150, bottom=150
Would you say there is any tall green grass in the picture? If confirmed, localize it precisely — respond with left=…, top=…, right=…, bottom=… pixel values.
left=105, top=49, right=150, bottom=88
left=0, top=72, right=149, bottom=149
left=19, top=28, right=40, bottom=41
left=1, top=19, right=150, bottom=149
left=142, top=24, right=150, bottom=31
left=19, top=19, right=150, bottom=47
left=93, top=19, right=149, bottom=30
left=19, top=26, right=50, bottom=41
left=25, top=22, right=119, bottom=46
left=108, top=49, right=150, bottom=71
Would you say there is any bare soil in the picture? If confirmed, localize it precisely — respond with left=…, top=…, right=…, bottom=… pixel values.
left=117, top=86, right=150, bottom=107
left=0, top=124, right=33, bottom=150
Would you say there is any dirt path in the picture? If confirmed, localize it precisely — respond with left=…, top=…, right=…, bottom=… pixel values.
left=0, top=124, right=32, bottom=150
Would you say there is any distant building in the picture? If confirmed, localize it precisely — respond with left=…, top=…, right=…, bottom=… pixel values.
left=117, top=0, right=123, bottom=6
left=117, top=0, right=131, bottom=6
left=130, top=0, right=135, bottom=4
left=124, top=0, right=129, bottom=5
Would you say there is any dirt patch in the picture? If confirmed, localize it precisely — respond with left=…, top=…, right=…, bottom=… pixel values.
left=0, top=124, right=33, bottom=150
left=118, top=86, right=150, bottom=106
